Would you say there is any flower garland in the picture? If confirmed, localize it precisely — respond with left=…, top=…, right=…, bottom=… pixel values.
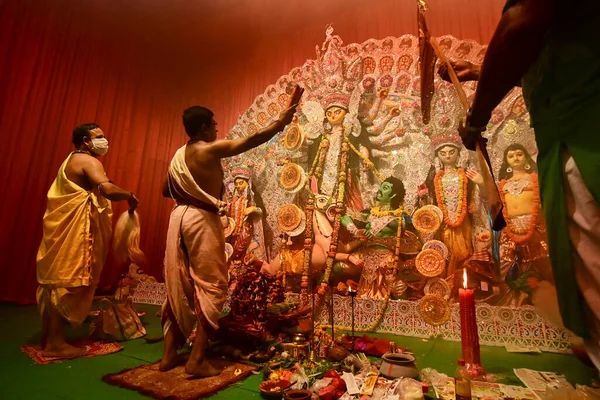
left=300, top=136, right=331, bottom=304
left=499, top=172, right=540, bottom=244
left=318, top=141, right=349, bottom=296
left=434, top=168, right=468, bottom=227
left=229, top=195, right=247, bottom=236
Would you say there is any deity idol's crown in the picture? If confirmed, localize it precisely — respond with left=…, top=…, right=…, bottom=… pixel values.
left=232, top=168, right=251, bottom=181
left=431, top=132, right=463, bottom=152
left=305, top=26, right=363, bottom=111
left=323, top=92, right=351, bottom=111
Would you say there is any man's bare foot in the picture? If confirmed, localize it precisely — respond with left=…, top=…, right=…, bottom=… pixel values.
left=41, top=343, right=86, bottom=358
left=159, top=353, right=186, bottom=372
left=184, top=359, right=221, bottom=378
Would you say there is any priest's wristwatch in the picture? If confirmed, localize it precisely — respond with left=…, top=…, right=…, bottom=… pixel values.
left=461, top=109, right=489, bottom=150
left=464, top=108, right=488, bottom=134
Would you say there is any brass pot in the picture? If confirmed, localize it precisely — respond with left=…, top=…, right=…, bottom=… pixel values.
left=282, top=342, right=309, bottom=359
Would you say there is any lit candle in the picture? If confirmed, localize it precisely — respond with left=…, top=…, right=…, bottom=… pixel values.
left=348, top=285, right=357, bottom=352
left=458, top=268, right=481, bottom=365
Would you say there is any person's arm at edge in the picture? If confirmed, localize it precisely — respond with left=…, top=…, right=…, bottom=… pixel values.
left=468, top=0, right=555, bottom=127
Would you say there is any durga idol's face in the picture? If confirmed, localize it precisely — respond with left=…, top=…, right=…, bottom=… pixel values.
left=325, top=106, right=347, bottom=126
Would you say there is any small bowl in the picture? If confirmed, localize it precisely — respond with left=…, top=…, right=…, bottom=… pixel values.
left=284, top=390, right=312, bottom=400
left=259, top=380, right=291, bottom=399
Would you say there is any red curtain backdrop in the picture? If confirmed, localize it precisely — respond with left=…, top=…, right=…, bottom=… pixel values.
left=0, top=0, right=505, bottom=304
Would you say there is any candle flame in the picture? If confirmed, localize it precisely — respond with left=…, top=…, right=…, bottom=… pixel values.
left=463, top=268, right=468, bottom=289
left=348, top=286, right=354, bottom=293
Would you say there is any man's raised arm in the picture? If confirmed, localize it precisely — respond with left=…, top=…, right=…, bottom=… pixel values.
left=207, top=86, right=304, bottom=159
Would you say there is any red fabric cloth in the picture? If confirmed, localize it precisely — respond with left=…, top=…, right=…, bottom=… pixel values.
left=20, top=340, right=123, bottom=365
left=341, top=335, right=406, bottom=357
left=0, top=0, right=505, bottom=304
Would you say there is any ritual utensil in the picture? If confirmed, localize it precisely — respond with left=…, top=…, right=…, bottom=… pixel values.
left=379, top=352, right=419, bottom=379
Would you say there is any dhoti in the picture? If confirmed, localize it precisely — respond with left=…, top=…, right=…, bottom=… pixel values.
left=161, top=204, right=228, bottom=345
left=36, top=153, right=113, bottom=326
left=564, top=154, right=600, bottom=370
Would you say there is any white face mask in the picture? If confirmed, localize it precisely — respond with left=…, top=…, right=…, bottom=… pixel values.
left=90, top=138, right=109, bottom=155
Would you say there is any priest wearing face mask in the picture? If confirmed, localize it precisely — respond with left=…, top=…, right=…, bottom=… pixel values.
left=36, top=123, right=139, bottom=358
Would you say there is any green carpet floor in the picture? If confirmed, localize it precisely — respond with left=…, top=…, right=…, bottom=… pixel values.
left=0, top=303, right=595, bottom=399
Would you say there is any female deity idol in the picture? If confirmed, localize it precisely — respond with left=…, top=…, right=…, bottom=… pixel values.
left=226, top=168, right=269, bottom=263
left=495, top=144, right=554, bottom=306
left=304, top=93, right=369, bottom=212
left=424, top=133, right=487, bottom=279
left=340, top=177, right=417, bottom=299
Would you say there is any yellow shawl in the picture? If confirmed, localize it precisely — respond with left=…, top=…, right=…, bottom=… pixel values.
left=37, top=153, right=113, bottom=288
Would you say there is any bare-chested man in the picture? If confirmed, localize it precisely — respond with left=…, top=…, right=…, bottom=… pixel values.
left=37, top=123, right=138, bottom=358
left=159, top=86, right=304, bottom=376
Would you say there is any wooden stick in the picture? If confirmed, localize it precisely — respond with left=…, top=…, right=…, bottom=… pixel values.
left=429, top=37, right=506, bottom=230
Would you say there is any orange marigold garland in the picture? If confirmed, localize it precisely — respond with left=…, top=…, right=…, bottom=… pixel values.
left=229, top=196, right=247, bottom=236
left=319, top=141, right=349, bottom=296
left=499, top=173, right=540, bottom=244
left=300, top=136, right=330, bottom=304
left=434, top=168, right=468, bottom=227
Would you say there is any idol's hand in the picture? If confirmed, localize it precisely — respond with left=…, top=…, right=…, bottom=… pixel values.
left=244, top=206, right=258, bottom=216
left=277, top=85, right=305, bottom=128
left=348, top=254, right=364, bottom=268
left=465, top=169, right=484, bottom=186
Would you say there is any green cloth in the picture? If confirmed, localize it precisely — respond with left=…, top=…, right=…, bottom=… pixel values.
left=505, top=0, right=600, bottom=338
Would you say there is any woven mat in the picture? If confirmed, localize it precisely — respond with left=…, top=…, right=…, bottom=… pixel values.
left=21, top=340, right=123, bottom=365
left=102, top=359, right=258, bottom=400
